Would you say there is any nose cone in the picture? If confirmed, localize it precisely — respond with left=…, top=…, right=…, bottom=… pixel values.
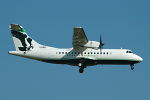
left=138, top=56, right=143, bottom=62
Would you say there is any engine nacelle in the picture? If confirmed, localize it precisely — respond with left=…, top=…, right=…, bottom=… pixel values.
left=84, top=41, right=100, bottom=49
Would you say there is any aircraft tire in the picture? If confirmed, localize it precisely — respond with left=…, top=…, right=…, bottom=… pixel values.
left=131, top=66, right=134, bottom=70
left=79, top=68, right=84, bottom=73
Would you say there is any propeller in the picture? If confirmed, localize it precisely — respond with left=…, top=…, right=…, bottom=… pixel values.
left=99, top=35, right=104, bottom=52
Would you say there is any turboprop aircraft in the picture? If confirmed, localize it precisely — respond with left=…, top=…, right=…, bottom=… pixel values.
left=8, top=24, right=143, bottom=73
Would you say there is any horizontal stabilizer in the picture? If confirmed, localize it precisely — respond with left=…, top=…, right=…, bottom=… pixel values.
left=10, top=24, right=22, bottom=31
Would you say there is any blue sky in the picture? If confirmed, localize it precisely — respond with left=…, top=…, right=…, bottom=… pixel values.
left=0, top=0, right=150, bottom=100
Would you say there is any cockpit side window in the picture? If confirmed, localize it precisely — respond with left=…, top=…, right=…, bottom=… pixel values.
left=126, top=51, right=133, bottom=53
left=129, top=51, right=132, bottom=53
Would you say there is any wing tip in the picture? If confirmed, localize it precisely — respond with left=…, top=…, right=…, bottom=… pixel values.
left=74, top=27, right=83, bottom=29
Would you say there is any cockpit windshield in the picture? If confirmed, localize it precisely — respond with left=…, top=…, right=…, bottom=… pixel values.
left=126, top=50, right=133, bottom=53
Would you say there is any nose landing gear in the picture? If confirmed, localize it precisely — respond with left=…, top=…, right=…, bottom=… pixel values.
left=130, top=64, right=134, bottom=70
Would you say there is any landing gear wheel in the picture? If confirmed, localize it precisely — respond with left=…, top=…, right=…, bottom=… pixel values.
left=79, top=68, right=84, bottom=73
left=131, top=66, right=134, bottom=70
left=78, top=61, right=86, bottom=73
left=130, top=64, right=134, bottom=70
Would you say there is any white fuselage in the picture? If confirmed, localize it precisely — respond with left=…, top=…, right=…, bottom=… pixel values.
left=9, top=46, right=143, bottom=66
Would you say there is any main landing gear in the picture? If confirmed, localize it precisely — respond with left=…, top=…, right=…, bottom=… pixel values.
left=130, top=64, right=134, bottom=70
left=78, top=62, right=86, bottom=73
left=79, top=67, right=84, bottom=73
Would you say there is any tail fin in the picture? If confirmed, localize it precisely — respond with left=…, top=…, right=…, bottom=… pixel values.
left=9, top=24, right=41, bottom=51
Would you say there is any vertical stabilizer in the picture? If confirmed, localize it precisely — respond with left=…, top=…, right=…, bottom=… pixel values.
left=9, top=24, right=41, bottom=51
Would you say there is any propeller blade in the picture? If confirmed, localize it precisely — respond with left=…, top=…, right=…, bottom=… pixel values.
left=99, top=35, right=104, bottom=53
left=100, top=35, right=104, bottom=46
left=100, top=35, right=102, bottom=44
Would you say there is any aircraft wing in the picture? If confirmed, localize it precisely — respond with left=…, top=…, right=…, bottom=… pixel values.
left=73, top=27, right=88, bottom=49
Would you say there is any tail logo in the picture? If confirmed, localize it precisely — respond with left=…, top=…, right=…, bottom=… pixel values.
left=11, top=30, right=33, bottom=51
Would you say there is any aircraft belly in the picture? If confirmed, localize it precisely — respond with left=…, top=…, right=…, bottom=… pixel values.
left=41, top=59, right=139, bottom=66
left=96, top=60, right=139, bottom=65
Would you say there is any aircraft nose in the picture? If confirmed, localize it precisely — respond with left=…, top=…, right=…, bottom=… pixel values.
left=138, top=56, right=143, bottom=62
